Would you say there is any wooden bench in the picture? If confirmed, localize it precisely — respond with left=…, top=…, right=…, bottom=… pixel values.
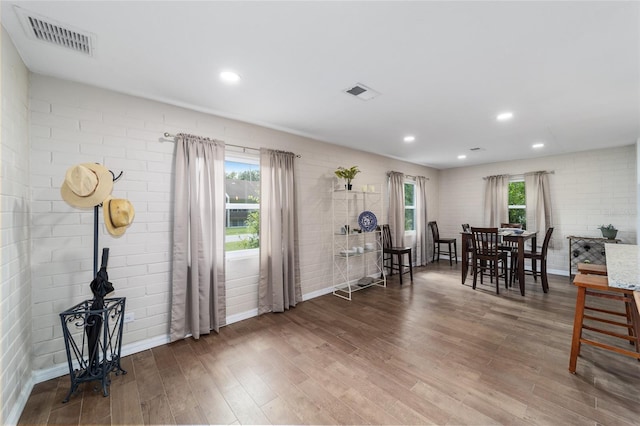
left=569, top=273, right=640, bottom=373
left=577, top=262, right=607, bottom=276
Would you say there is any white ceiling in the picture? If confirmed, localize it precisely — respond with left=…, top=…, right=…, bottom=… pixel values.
left=2, top=1, right=638, bottom=169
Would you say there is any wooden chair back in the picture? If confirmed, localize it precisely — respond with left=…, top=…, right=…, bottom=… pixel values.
left=462, top=224, right=472, bottom=251
left=381, top=224, right=393, bottom=250
left=539, top=227, right=554, bottom=258
left=471, top=227, right=500, bottom=257
left=428, top=221, right=440, bottom=241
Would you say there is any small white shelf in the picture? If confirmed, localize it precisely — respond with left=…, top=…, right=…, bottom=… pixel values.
left=332, top=184, right=385, bottom=300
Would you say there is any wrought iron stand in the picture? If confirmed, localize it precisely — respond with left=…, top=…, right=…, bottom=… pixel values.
left=59, top=297, right=126, bottom=402
left=59, top=170, right=126, bottom=403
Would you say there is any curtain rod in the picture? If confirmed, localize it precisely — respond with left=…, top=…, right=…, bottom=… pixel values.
left=162, top=132, right=300, bottom=157
left=386, top=171, right=429, bottom=180
left=483, top=171, right=554, bottom=180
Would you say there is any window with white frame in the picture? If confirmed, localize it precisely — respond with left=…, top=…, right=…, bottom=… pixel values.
left=225, top=152, right=260, bottom=252
left=508, top=179, right=526, bottom=229
left=404, top=181, right=416, bottom=231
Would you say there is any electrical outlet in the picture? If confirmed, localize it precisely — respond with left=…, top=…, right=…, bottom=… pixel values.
left=124, top=312, right=135, bottom=323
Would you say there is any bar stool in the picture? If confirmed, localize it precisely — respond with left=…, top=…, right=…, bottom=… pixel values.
left=576, top=262, right=608, bottom=276
left=569, top=271, right=640, bottom=374
left=428, top=221, right=457, bottom=266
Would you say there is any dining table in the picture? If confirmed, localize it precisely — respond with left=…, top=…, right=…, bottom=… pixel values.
left=461, top=229, right=538, bottom=296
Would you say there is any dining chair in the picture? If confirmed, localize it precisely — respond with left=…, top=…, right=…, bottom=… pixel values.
left=498, top=224, right=521, bottom=285
left=429, top=221, right=457, bottom=266
left=380, top=224, right=413, bottom=285
left=470, top=227, right=509, bottom=294
left=461, top=224, right=473, bottom=280
left=511, top=227, right=554, bottom=293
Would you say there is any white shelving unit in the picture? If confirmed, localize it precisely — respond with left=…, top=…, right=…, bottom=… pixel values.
left=332, top=184, right=386, bottom=300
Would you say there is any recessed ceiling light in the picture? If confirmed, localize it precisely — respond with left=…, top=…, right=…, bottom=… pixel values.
left=496, top=112, right=514, bottom=121
left=220, top=71, right=241, bottom=83
left=457, top=155, right=467, bottom=160
left=532, top=143, right=545, bottom=149
left=403, top=135, right=415, bottom=143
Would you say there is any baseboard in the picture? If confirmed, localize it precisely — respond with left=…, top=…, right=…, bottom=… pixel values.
left=302, top=285, right=334, bottom=300
left=10, top=334, right=170, bottom=426
left=32, top=334, right=171, bottom=385
left=6, top=375, right=35, bottom=426
left=13, top=285, right=343, bottom=424
left=226, top=309, right=258, bottom=325
left=547, top=267, right=570, bottom=277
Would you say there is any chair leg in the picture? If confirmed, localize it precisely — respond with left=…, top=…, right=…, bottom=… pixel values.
left=390, top=253, right=395, bottom=276
left=532, top=259, right=538, bottom=281
left=504, top=260, right=509, bottom=290
left=541, top=261, right=549, bottom=293
left=397, top=254, right=403, bottom=285
left=624, top=295, right=636, bottom=345
left=408, top=253, right=413, bottom=282
left=472, top=260, right=478, bottom=289
left=432, top=243, right=437, bottom=263
left=629, top=296, right=640, bottom=353
left=569, top=286, right=587, bottom=374
left=448, top=242, right=453, bottom=266
left=453, top=240, right=458, bottom=264
left=494, top=261, right=500, bottom=294
left=509, top=253, right=516, bottom=287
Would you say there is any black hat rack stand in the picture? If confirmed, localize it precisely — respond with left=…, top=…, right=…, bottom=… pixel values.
left=60, top=169, right=127, bottom=403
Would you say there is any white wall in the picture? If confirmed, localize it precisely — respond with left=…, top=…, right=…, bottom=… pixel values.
left=1, top=26, right=33, bottom=425
left=28, top=74, right=439, bottom=372
left=439, top=145, right=637, bottom=274
left=637, top=139, right=640, bottom=245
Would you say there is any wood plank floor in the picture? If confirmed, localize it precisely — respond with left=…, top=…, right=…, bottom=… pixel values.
left=19, top=263, right=640, bottom=425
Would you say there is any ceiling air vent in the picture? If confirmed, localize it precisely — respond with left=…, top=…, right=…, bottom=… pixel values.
left=343, top=83, right=380, bottom=101
left=15, top=6, right=95, bottom=56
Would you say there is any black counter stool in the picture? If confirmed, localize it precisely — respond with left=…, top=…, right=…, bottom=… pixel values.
left=429, top=221, right=457, bottom=266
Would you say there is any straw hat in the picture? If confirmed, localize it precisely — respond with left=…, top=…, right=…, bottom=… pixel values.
left=103, top=197, right=135, bottom=236
left=60, top=163, right=113, bottom=208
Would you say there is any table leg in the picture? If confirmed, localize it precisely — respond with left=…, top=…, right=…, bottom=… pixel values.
left=518, top=238, right=525, bottom=296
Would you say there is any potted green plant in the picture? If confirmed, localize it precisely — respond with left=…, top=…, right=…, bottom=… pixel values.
left=334, top=166, right=360, bottom=190
left=599, top=224, right=618, bottom=239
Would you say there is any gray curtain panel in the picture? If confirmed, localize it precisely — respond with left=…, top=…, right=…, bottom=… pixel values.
left=483, top=175, right=509, bottom=227
left=258, top=148, right=301, bottom=314
left=525, top=171, right=554, bottom=247
left=388, top=171, right=406, bottom=247
left=170, top=134, right=226, bottom=341
left=415, top=176, right=429, bottom=266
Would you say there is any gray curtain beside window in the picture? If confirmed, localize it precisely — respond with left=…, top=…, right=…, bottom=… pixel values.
left=170, top=134, right=226, bottom=341
left=483, top=175, right=509, bottom=227
left=388, top=171, right=405, bottom=247
left=415, top=176, right=429, bottom=265
left=258, top=148, right=301, bottom=314
left=525, top=171, right=554, bottom=247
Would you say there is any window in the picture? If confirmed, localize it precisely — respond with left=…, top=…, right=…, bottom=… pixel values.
left=225, top=153, right=260, bottom=252
left=508, top=180, right=526, bottom=229
left=404, top=182, right=415, bottom=231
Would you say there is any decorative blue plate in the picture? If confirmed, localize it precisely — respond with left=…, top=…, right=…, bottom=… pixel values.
left=358, top=211, right=378, bottom=232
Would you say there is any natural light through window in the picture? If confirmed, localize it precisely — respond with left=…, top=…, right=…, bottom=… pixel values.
left=404, top=182, right=416, bottom=231
left=225, top=153, right=260, bottom=252
left=508, top=179, right=526, bottom=229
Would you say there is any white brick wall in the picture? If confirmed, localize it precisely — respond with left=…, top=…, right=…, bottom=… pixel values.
left=28, top=74, right=439, bottom=371
left=439, top=146, right=637, bottom=274
left=1, top=27, right=32, bottom=425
